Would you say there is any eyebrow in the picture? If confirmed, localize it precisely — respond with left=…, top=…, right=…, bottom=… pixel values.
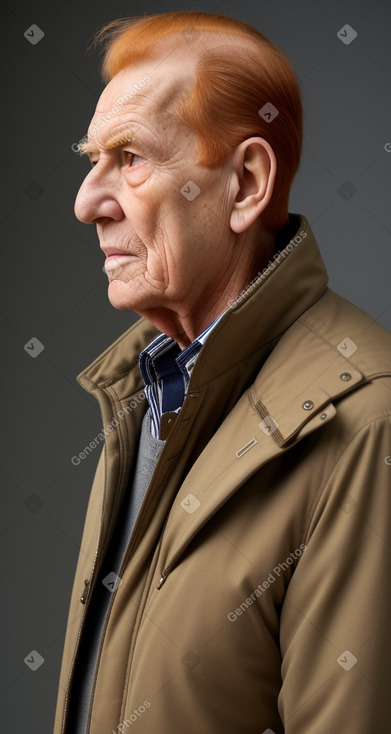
left=78, top=129, right=137, bottom=158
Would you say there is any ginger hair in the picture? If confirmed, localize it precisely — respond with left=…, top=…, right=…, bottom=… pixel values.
left=93, top=11, right=303, bottom=234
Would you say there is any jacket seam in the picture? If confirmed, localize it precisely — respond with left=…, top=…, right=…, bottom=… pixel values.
left=193, top=334, right=283, bottom=391
left=110, top=384, right=131, bottom=506
left=99, top=385, right=132, bottom=557
left=298, top=314, right=391, bottom=379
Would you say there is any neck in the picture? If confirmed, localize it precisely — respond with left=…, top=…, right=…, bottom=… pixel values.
left=139, top=224, right=292, bottom=348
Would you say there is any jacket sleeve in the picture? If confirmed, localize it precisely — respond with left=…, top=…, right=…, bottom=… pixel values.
left=278, top=413, right=391, bottom=733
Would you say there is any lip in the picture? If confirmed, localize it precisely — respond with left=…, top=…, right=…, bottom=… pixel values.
left=101, top=248, right=135, bottom=258
left=104, top=254, right=135, bottom=261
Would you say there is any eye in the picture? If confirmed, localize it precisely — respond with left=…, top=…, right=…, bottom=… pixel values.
left=124, top=151, right=145, bottom=167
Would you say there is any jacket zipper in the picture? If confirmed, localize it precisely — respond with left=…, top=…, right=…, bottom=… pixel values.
left=157, top=567, right=172, bottom=589
left=83, top=394, right=146, bottom=733
left=60, top=395, right=109, bottom=734
left=80, top=579, right=90, bottom=604
left=84, top=486, right=131, bottom=731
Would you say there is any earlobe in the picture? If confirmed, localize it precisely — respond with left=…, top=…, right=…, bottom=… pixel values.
left=230, top=138, right=277, bottom=234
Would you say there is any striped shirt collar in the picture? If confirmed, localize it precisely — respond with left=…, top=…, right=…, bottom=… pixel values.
left=139, top=313, right=225, bottom=439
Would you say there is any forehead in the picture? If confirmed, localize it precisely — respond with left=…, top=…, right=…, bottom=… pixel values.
left=89, top=56, right=196, bottom=145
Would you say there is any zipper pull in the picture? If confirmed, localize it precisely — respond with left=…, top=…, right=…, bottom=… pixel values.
left=157, top=570, right=169, bottom=590
left=80, top=578, right=91, bottom=604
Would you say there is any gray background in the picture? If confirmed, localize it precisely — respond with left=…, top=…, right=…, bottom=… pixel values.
left=1, top=0, right=390, bottom=731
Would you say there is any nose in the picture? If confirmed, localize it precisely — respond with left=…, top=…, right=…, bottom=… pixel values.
left=74, top=167, right=124, bottom=224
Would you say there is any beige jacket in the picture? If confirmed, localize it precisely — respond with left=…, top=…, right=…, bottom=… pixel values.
left=54, top=214, right=391, bottom=733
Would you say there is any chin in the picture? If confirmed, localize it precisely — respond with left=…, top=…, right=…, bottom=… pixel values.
left=107, top=280, right=142, bottom=312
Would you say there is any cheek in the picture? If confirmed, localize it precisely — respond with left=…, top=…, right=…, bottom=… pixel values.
left=120, top=172, right=222, bottom=282
left=123, top=181, right=166, bottom=238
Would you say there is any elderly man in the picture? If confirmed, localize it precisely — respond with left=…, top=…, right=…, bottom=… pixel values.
left=54, top=11, right=391, bottom=734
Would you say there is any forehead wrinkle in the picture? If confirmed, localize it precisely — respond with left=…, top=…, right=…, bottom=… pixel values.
left=79, top=60, right=196, bottom=158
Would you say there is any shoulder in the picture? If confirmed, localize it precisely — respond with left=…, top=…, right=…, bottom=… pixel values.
left=300, top=287, right=391, bottom=375
left=248, top=287, right=391, bottom=450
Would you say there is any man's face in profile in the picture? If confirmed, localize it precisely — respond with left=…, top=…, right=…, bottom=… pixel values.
left=74, top=55, right=239, bottom=323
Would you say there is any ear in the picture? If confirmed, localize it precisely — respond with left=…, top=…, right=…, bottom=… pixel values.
left=229, top=138, right=277, bottom=234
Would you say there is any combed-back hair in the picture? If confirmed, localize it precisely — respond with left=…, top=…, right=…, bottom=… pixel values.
left=93, top=11, right=303, bottom=234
